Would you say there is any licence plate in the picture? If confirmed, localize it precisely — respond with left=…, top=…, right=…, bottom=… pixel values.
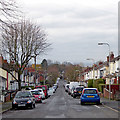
left=87, top=96, right=94, bottom=98
left=78, top=91, right=82, bottom=93
left=18, top=104, right=26, bottom=107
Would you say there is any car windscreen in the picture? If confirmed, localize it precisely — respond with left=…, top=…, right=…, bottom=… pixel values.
left=15, top=91, right=32, bottom=98
left=31, top=91, right=40, bottom=95
left=76, top=87, right=83, bottom=91
left=84, top=89, right=97, bottom=94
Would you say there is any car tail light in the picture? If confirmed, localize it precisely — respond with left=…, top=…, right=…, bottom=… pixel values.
left=74, top=90, right=77, bottom=93
left=96, top=90, right=99, bottom=96
left=82, top=89, right=85, bottom=96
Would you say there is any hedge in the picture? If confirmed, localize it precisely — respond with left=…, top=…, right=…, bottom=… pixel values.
left=88, top=79, right=93, bottom=88
left=98, top=84, right=120, bottom=93
left=21, top=86, right=35, bottom=90
left=93, top=78, right=105, bottom=90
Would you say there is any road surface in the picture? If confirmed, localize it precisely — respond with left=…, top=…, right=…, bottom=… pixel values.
left=2, top=80, right=119, bottom=119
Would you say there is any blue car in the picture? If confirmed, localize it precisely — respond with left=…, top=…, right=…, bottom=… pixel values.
left=80, top=88, right=100, bottom=105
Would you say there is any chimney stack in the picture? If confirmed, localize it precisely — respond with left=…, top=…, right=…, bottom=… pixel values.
left=107, top=52, right=114, bottom=62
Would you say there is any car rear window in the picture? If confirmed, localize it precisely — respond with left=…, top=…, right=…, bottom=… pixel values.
left=36, top=86, right=46, bottom=90
left=31, top=91, right=40, bottom=95
left=84, top=89, right=97, bottom=94
left=76, top=87, right=83, bottom=91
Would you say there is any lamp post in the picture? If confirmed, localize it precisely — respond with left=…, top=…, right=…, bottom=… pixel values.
left=32, top=54, right=37, bottom=86
left=116, top=67, right=120, bottom=84
left=98, top=42, right=111, bottom=100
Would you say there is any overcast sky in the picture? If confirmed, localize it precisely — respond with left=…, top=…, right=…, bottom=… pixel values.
left=18, top=0, right=119, bottom=65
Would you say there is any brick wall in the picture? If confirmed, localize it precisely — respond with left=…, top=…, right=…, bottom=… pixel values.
left=104, top=88, right=114, bottom=99
left=4, top=93, right=10, bottom=102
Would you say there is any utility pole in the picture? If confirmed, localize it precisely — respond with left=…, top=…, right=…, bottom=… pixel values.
left=34, top=55, right=36, bottom=86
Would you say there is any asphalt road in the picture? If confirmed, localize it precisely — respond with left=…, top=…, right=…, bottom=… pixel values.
left=2, top=80, right=119, bottom=118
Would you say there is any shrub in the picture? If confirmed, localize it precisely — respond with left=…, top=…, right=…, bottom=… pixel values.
left=93, top=79, right=105, bottom=90
left=88, top=79, right=93, bottom=88
left=98, top=84, right=106, bottom=93
left=21, top=86, right=35, bottom=90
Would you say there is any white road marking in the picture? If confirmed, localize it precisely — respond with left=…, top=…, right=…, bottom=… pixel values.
left=103, top=104, right=119, bottom=113
left=45, top=114, right=66, bottom=118
left=94, top=105, right=100, bottom=109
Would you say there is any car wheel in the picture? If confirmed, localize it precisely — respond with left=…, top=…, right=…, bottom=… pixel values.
left=81, top=101, right=84, bottom=105
left=40, top=100, right=42, bottom=103
left=73, top=95, right=76, bottom=98
left=30, top=103, right=34, bottom=109
left=96, top=101, right=100, bottom=105
left=33, top=104, right=35, bottom=108
left=12, top=105, right=15, bottom=109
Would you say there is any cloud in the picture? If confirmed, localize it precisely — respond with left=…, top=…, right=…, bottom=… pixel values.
left=17, top=0, right=118, bottom=64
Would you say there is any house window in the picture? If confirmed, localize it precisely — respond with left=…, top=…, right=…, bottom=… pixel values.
left=100, top=70, right=103, bottom=78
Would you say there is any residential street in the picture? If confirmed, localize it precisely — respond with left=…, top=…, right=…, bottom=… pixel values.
left=2, top=80, right=119, bottom=119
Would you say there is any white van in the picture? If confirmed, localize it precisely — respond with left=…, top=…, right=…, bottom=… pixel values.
left=68, top=82, right=79, bottom=94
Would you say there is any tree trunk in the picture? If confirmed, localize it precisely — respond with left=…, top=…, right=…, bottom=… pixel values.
left=18, top=73, right=21, bottom=91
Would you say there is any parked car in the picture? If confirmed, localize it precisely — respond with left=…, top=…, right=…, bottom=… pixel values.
left=48, top=87, right=54, bottom=97
left=12, top=91, right=35, bottom=109
left=65, top=84, right=70, bottom=92
left=25, top=87, right=32, bottom=90
left=52, top=86, right=57, bottom=92
left=35, top=85, right=48, bottom=98
left=30, top=90, right=42, bottom=103
left=52, top=86, right=56, bottom=93
left=70, top=86, right=75, bottom=96
left=69, top=82, right=80, bottom=95
left=54, top=84, right=58, bottom=89
left=71, top=86, right=84, bottom=98
left=34, top=88, right=45, bottom=99
left=80, top=88, right=100, bottom=105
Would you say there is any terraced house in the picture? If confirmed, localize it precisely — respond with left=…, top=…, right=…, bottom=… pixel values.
left=0, top=56, right=18, bottom=91
left=82, top=53, right=120, bottom=99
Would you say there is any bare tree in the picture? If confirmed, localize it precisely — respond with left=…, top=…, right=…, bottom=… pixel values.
left=0, top=0, right=20, bottom=25
left=2, top=19, right=51, bottom=90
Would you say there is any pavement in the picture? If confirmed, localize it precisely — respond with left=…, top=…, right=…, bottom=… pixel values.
left=0, top=101, right=12, bottom=114
left=100, top=97, right=120, bottom=112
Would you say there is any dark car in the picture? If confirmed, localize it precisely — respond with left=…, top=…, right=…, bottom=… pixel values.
left=25, top=87, right=32, bottom=90
left=72, top=86, right=84, bottom=98
left=12, top=91, right=36, bottom=109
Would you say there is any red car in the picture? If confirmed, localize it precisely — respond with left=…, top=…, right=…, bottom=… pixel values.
left=35, top=85, right=48, bottom=98
left=30, top=90, right=42, bottom=103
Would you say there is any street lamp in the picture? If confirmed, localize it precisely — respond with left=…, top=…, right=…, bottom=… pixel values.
left=98, top=42, right=111, bottom=100
left=116, top=67, right=120, bottom=84
left=31, top=54, right=38, bottom=86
